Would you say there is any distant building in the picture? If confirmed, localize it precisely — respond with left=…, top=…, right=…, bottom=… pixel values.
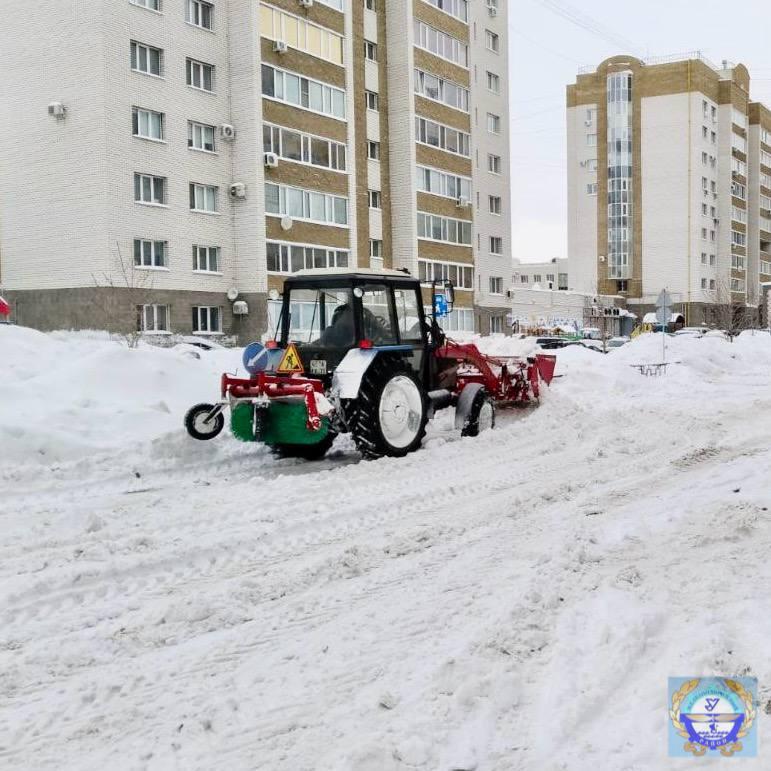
left=513, top=257, right=569, bottom=291
left=567, top=52, right=771, bottom=325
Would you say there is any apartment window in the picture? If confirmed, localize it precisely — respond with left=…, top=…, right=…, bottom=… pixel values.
left=267, top=241, right=349, bottom=273
left=731, top=278, right=746, bottom=293
left=701, top=151, right=708, bottom=166
left=733, top=133, right=748, bottom=154
left=413, top=20, right=468, bottom=67
left=132, top=107, right=164, bottom=140
left=732, top=206, right=747, bottom=224
left=369, top=239, right=383, bottom=259
left=532, top=274, right=542, bottom=284
left=710, top=180, right=716, bottom=194
left=364, top=40, right=377, bottom=61
left=489, top=236, right=503, bottom=255
left=415, top=165, right=471, bottom=200
left=365, top=0, right=376, bottom=9
left=732, top=157, right=747, bottom=176
left=487, top=71, right=500, bottom=93
left=489, top=277, right=503, bottom=295
left=368, top=190, right=382, bottom=209
left=709, top=254, right=716, bottom=266
left=261, top=64, right=346, bottom=119
left=762, top=172, right=771, bottom=189
left=265, top=182, right=348, bottom=225
left=711, top=106, right=717, bottom=122
left=558, top=273, right=568, bottom=290
left=130, top=0, right=160, bottom=10
left=187, top=58, right=214, bottom=92
left=710, top=230, right=715, bottom=242
left=365, top=91, right=379, bottom=111
left=702, top=126, right=708, bottom=139
left=701, top=176, right=708, bottom=191
left=138, top=304, right=169, bottom=332
left=193, top=245, right=219, bottom=273
left=367, top=141, right=381, bottom=160
left=731, top=230, right=747, bottom=248
left=188, top=121, right=215, bottom=152
left=546, top=273, right=555, bottom=284
left=520, top=275, right=529, bottom=284
left=762, top=128, right=771, bottom=146
left=130, top=41, right=162, bottom=76
left=423, top=0, right=468, bottom=23
left=760, top=260, right=771, bottom=275
left=587, top=134, right=597, bottom=147
left=700, top=252, right=707, bottom=264
left=731, top=108, right=747, bottom=129
left=761, top=150, right=771, bottom=169
left=701, top=203, right=708, bottom=216
left=485, top=30, right=499, bottom=53
left=709, top=279, right=716, bottom=290
left=414, top=69, right=469, bottom=112
left=133, top=239, right=166, bottom=268
left=711, top=131, right=717, bottom=145
left=134, top=173, right=166, bottom=205
left=192, top=306, right=221, bottom=334
left=187, top=0, right=213, bottom=29
left=731, top=254, right=746, bottom=270
left=260, top=6, right=344, bottom=65
left=418, top=259, right=473, bottom=289
left=731, top=181, right=746, bottom=200
left=701, top=227, right=707, bottom=240
left=702, top=99, right=708, bottom=118
left=417, top=212, right=472, bottom=245
left=487, top=113, right=501, bottom=134
left=587, top=183, right=598, bottom=195
left=488, top=154, right=501, bottom=174
left=415, top=116, right=470, bottom=157
left=761, top=194, right=771, bottom=212
left=489, top=195, right=501, bottom=214
left=263, top=123, right=346, bottom=171
left=189, top=183, right=218, bottom=213
left=701, top=278, right=707, bottom=289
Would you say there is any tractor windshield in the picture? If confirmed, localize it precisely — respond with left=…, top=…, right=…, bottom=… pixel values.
left=286, top=287, right=354, bottom=348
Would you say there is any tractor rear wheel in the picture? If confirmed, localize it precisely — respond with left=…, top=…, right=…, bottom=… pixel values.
left=272, top=433, right=336, bottom=460
left=347, top=358, right=428, bottom=460
left=462, top=389, right=496, bottom=437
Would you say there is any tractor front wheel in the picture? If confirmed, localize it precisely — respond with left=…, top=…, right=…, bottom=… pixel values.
left=462, top=389, right=496, bottom=437
left=348, top=359, right=428, bottom=460
left=185, top=403, right=225, bottom=441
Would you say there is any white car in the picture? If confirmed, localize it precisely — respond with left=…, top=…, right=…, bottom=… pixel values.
left=674, top=327, right=708, bottom=337
left=606, top=336, right=630, bottom=349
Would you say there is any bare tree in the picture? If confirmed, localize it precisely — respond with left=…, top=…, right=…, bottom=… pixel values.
left=91, top=243, right=155, bottom=348
left=703, top=279, right=756, bottom=339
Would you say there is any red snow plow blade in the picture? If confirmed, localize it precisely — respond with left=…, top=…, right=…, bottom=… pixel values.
left=535, top=354, right=556, bottom=386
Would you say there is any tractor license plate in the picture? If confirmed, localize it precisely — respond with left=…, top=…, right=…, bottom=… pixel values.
left=310, top=359, right=327, bottom=375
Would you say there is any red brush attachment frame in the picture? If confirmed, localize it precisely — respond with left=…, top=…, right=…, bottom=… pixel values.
left=221, top=372, right=324, bottom=431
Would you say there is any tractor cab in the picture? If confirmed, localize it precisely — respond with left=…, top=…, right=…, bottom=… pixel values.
left=275, top=269, right=433, bottom=384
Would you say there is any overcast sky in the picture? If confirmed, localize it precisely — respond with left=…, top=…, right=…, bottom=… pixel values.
left=508, top=0, right=771, bottom=264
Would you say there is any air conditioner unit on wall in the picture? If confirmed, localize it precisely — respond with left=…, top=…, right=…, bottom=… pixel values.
left=220, top=123, right=236, bottom=141
left=264, top=152, right=279, bottom=168
left=229, top=182, right=246, bottom=199
left=48, top=101, right=66, bottom=119
left=300, top=0, right=313, bottom=7
left=273, top=40, right=288, bottom=54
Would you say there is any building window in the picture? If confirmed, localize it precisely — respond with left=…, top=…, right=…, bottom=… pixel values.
left=365, top=90, right=379, bottom=110
left=489, top=195, right=501, bottom=214
left=489, top=236, right=503, bottom=254
left=702, top=126, right=708, bottom=139
left=189, top=183, right=218, bottom=213
left=731, top=181, right=746, bottom=200
left=731, top=254, right=745, bottom=270
left=586, top=133, right=597, bottom=147
left=731, top=278, right=746, bottom=293
left=368, top=190, right=382, bottom=209
left=731, top=230, right=747, bottom=248
left=365, top=0, right=376, bottom=9
left=701, top=252, right=707, bottom=264
left=710, top=254, right=716, bottom=266
left=760, top=260, right=771, bottom=275
left=520, top=275, right=529, bottom=284
left=367, top=141, right=381, bottom=160
left=558, top=273, right=568, bottom=289
left=732, top=206, right=747, bottom=224
left=186, top=0, right=213, bottom=29
left=261, top=64, right=346, bottom=119
left=369, top=239, right=383, bottom=260
left=418, top=259, right=473, bottom=289
left=414, top=69, right=469, bottom=112
left=138, top=304, right=169, bottom=333
left=701, top=278, right=707, bottom=290
left=133, top=239, right=166, bottom=268
left=186, top=58, right=214, bottom=92
left=587, top=183, right=598, bottom=195
left=193, top=245, right=219, bottom=272
left=315, top=0, right=344, bottom=9
left=487, top=113, right=501, bottom=134
left=486, top=71, right=500, bottom=93
left=423, top=0, right=468, bottom=23
left=413, top=20, right=468, bottom=67
left=263, top=123, right=346, bottom=171
left=130, top=41, right=163, bottom=76
left=416, top=212, right=472, bottom=245
left=265, top=182, right=348, bottom=225
left=415, top=116, right=470, bottom=157
left=266, top=241, right=349, bottom=273
left=192, top=306, right=221, bottom=334
left=134, top=173, right=166, bottom=205
left=364, top=40, right=377, bottom=61
left=711, top=131, right=716, bottom=144
left=130, top=0, right=160, bottom=11
left=487, top=154, right=501, bottom=174
left=485, top=30, right=499, bottom=53
left=489, top=277, right=503, bottom=294
left=132, top=107, right=164, bottom=140
left=188, top=121, right=216, bottom=152
left=532, top=274, right=542, bottom=284
left=415, top=165, right=471, bottom=200
left=260, top=5, right=344, bottom=65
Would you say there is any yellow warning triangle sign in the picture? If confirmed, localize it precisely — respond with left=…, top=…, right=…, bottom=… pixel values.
left=277, top=343, right=304, bottom=374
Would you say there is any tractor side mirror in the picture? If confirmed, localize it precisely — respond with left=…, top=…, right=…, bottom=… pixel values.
left=444, top=280, right=456, bottom=308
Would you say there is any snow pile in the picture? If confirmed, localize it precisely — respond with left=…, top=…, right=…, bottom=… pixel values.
left=2, top=326, right=771, bottom=770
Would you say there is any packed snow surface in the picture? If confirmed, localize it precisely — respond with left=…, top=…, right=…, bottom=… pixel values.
left=2, top=326, right=771, bottom=770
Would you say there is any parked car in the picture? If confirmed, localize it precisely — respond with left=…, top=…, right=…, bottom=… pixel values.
left=674, top=327, right=708, bottom=337
left=535, top=337, right=571, bottom=350
left=606, top=336, right=630, bottom=349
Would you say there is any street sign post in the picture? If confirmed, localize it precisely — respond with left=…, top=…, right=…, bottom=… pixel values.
left=655, top=288, right=673, bottom=361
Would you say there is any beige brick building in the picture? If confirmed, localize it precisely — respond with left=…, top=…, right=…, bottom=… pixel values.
left=0, top=0, right=511, bottom=340
left=567, top=53, right=771, bottom=325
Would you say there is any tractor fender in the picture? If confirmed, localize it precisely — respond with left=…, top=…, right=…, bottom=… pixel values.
left=331, top=348, right=379, bottom=399
left=454, top=383, right=485, bottom=431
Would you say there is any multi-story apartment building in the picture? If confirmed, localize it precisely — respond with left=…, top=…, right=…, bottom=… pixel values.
left=0, top=0, right=511, bottom=340
left=567, top=53, right=771, bottom=325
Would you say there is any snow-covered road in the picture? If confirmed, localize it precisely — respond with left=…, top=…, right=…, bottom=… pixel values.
left=1, top=328, right=770, bottom=770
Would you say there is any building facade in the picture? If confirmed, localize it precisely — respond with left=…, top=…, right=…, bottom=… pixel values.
left=0, top=0, right=511, bottom=340
left=513, top=257, right=569, bottom=291
left=567, top=53, right=771, bottom=325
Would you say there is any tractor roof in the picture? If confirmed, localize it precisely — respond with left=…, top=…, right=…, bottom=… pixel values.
left=286, top=268, right=418, bottom=283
